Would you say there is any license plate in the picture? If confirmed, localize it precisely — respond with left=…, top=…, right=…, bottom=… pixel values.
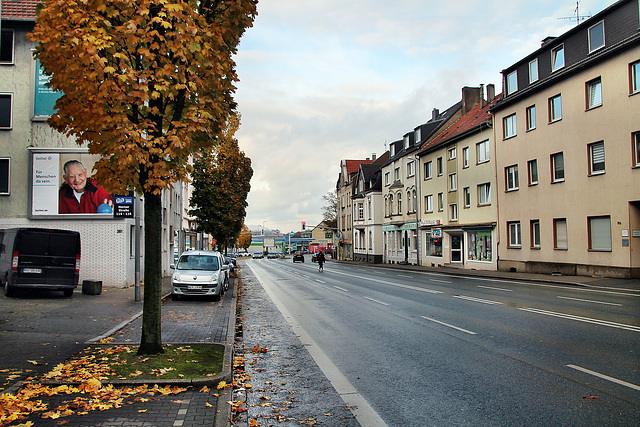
left=22, top=268, right=42, bottom=274
left=187, top=285, right=202, bottom=290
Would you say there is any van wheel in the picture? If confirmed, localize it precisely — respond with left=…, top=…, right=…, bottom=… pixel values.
left=63, top=289, right=73, bottom=297
left=4, top=282, right=14, bottom=297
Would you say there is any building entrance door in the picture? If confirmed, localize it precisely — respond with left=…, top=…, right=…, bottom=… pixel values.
left=451, top=233, right=463, bottom=263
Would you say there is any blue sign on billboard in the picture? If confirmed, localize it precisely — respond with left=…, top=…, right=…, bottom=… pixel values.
left=33, top=58, right=63, bottom=119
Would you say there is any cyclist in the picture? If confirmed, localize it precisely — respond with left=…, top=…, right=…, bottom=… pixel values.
left=317, top=251, right=326, bottom=272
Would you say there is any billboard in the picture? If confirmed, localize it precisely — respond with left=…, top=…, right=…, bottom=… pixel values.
left=30, top=149, right=116, bottom=218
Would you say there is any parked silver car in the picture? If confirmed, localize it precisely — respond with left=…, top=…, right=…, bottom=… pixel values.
left=171, top=250, right=229, bottom=300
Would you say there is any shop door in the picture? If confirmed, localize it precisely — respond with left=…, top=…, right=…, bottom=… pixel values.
left=451, top=234, right=463, bottom=263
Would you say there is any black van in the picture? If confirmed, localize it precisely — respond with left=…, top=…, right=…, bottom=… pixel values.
left=0, top=228, right=81, bottom=297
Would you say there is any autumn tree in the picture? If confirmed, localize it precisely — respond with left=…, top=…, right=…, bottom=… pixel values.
left=190, top=114, right=252, bottom=254
left=237, top=223, right=252, bottom=251
left=321, top=191, right=338, bottom=227
left=30, top=0, right=258, bottom=354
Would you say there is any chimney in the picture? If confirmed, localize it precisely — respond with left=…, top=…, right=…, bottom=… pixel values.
left=371, top=153, right=377, bottom=161
left=479, top=84, right=485, bottom=107
left=461, top=86, right=482, bottom=115
left=487, top=84, right=495, bottom=102
left=541, top=36, right=557, bottom=47
left=432, top=108, right=440, bottom=121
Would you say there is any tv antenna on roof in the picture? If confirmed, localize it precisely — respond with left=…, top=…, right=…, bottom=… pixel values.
left=558, top=1, right=591, bottom=25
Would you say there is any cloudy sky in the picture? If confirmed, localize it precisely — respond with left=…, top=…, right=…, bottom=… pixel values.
left=234, top=0, right=613, bottom=233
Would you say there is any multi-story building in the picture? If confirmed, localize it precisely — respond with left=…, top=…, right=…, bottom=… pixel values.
left=336, top=157, right=375, bottom=260
left=417, top=86, right=500, bottom=269
left=491, top=0, right=640, bottom=278
left=351, top=152, right=389, bottom=263
left=382, top=87, right=481, bottom=264
left=0, top=1, right=183, bottom=286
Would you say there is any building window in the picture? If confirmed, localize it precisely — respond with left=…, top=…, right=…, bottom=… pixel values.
left=394, top=167, right=400, bottom=181
left=552, top=44, right=565, bottom=71
left=437, top=157, right=443, bottom=176
left=588, top=141, right=605, bottom=175
left=403, top=135, right=409, bottom=149
left=505, top=165, right=519, bottom=191
left=530, top=220, right=541, bottom=249
left=508, top=222, right=521, bottom=248
left=425, top=234, right=442, bottom=257
left=526, top=105, right=536, bottom=130
left=588, top=216, right=611, bottom=251
left=634, top=132, right=640, bottom=167
left=506, top=70, right=518, bottom=95
left=407, top=161, right=415, bottom=177
left=477, top=140, right=490, bottom=163
left=415, top=127, right=421, bottom=142
left=358, top=203, right=364, bottom=220
left=554, top=218, right=568, bottom=249
left=503, top=114, right=517, bottom=139
left=588, top=21, right=605, bottom=53
left=448, top=147, right=457, bottom=160
left=437, top=193, right=444, bottom=211
left=412, top=190, right=417, bottom=214
left=449, top=173, right=457, bottom=191
left=407, top=190, right=412, bottom=212
left=388, top=195, right=393, bottom=216
left=527, top=159, right=538, bottom=185
left=631, top=61, right=640, bottom=95
left=384, top=172, right=390, bottom=186
left=551, top=152, right=565, bottom=183
left=397, top=193, right=402, bottom=214
left=0, top=93, right=13, bottom=129
left=0, top=158, right=9, bottom=195
left=529, top=58, right=539, bottom=83
left=467, top=230, right=492, bottom=261
left=424, top=161, right=432, bottom=179
left=478, top=183, right=491, bottom=206
left=449, top=204, right=458, bottom=221
left=586, top=77, right=602, bottom=109
left=425, top=195, right=433, bottom=213
left=368, top=197, right=372, bottom=220
left=0, top=29, right=15, bottom=64
left=549, top=94, right=562, bottom=122
left=463, top=187, right=471, bottom=208
left=462, top=147, right=469, bottom=168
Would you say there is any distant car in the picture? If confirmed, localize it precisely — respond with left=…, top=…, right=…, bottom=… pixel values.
left=293, top=253, right=304, bottom=263
left=267, top=252, right=280, bottom=259
left=252, top=252, right=264, bottom=259
left=224, top=256, right=235, bottom=273
left=311, top=253, right=318, bottom=262
left=171, top=250, right=229, bottom=300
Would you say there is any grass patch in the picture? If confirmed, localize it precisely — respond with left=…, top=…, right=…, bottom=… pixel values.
left=82, top=343, right=225, bottom=381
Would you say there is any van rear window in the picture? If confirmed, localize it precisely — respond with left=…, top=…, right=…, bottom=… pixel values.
left=16, top=231, right=79, bottom=256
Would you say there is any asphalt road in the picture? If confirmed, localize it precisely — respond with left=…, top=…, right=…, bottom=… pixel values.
left=246, top=257, right=640, bottom=426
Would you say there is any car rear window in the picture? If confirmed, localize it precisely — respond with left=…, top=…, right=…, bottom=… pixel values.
left=16, top=230, right=79, bottom=257
left=177, top=255, right=219, bottom=271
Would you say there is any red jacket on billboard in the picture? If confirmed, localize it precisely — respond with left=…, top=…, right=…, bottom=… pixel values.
left=59, top=178, right=113, bottom=214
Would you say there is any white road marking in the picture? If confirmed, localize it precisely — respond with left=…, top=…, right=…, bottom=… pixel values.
left=518, top=307, right=640, bottom=332
left=478, top=285, right=513, bottom=292
left=315, top=279, right=326, bottom=284
left=334, top=286, right=349, bottom=292
left=453, top=295, right=503, bottom=305
left=364, top=297, right=390, bottom=306
left=421, top=316, right=477, bottom=335
left=567, top=365, right=640, bottom=391
left=556, top=296, right=622, bottom=306
left=331, top=270, right=442, bottom=294
left=429, top=279, right=452, bottom=284
left=399, top=274, right=413, bottom=278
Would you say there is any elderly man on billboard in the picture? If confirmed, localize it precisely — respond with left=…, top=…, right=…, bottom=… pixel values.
left=58, top=160, right=113, bottom=214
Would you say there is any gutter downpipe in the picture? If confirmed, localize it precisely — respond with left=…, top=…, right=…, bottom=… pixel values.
left=415, top=153, right=421, bottom=266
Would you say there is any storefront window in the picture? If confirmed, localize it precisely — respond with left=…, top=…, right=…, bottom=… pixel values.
left=467, top=230, right=492, bottom=261
left=425, top=235, right=442, bottom=257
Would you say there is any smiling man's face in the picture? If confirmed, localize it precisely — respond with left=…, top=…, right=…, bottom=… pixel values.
left=64, top=163, right=87, bottom=193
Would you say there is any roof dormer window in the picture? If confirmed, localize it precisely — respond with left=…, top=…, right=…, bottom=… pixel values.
left=552, top=44, right=565, bottom=72
left=588, top=20, right=605, bottom=53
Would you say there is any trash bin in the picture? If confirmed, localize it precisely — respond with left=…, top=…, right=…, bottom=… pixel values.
left=82, top=280, right=102, bottom=295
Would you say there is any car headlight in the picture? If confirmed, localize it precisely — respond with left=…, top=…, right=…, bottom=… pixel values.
left=172, top=273, right=181, bottom=282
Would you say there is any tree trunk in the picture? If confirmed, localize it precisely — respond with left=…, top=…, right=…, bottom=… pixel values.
left=137, top=191, right=164, bottom=355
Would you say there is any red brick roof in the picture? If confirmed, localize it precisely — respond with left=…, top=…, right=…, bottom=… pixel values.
left=344, top=159, right=371, bottom=176
left=420, top=95, right=502, bottom=153
left=1, top=0, right=41, bottom=20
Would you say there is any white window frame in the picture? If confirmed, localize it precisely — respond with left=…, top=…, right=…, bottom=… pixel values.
left=407, top=161, right=415, bottom=177
left=358, top=203, right=364, bottom=220
left=477, top=140, right=490, bottom=163
left=506, top=70, right=518, bottom=95
left=463, top=187, right=471, bottom=208
left=554, top=218, right=568, bottom=250
left=0, top=93, right=13, bottom=130
left=527, top=159, right=538, bottom=186
left=530, top=220, right=541, bottom=249
left=449, top=203, right=458, bottom=222
left=394, top=167, right=400, bottom=181
left=448, top=147, right=457, bottom=160
left=462, top=147, right=469, bottom=168
left=551, top=152, right=565, bottom=183
left=424, top=194, right=433, bottom=213
left=0, top=157, right=10, bottom=195
left=588, top=141, right=605, bottom=175
left=588, top=20, right=605, bottom=53
left=397, top=192, right=402, bottom=214
left=552, top=44, right=565, bottom=71
left=549, top=94, right=562, bottom=123
left=503, top=114, right=517, bottom=139
left=436, top=157, right=443, bottom=176
left=526, top=105, right=536, bottom=131
left=631, top=61, right=640, bottom=95
left=449, top=173, right=457, bottom=192
left=508, top=222, right=521, bottom=248
left=634, top=132, right=640, bottom=167
left=437, top=193, right=444, bottom=212
left=424, top=161, right=432, bottom=180
left=529, top=58, right=539, bottom=83
left=586, top=77, right=602, bottom=109
left=384, top=172, right=390, bottom=186
left=477, top=183, right=491, bottom=206
left=588, top=216, right=611, bottom=251
left=505, top=165, right=519, bottom=191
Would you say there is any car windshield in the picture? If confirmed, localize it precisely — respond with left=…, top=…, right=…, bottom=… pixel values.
left=176, top=255, right=219, bottom=271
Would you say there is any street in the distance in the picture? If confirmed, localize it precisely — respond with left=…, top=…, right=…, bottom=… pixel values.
left=244, top=256, right=640, bottom=426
